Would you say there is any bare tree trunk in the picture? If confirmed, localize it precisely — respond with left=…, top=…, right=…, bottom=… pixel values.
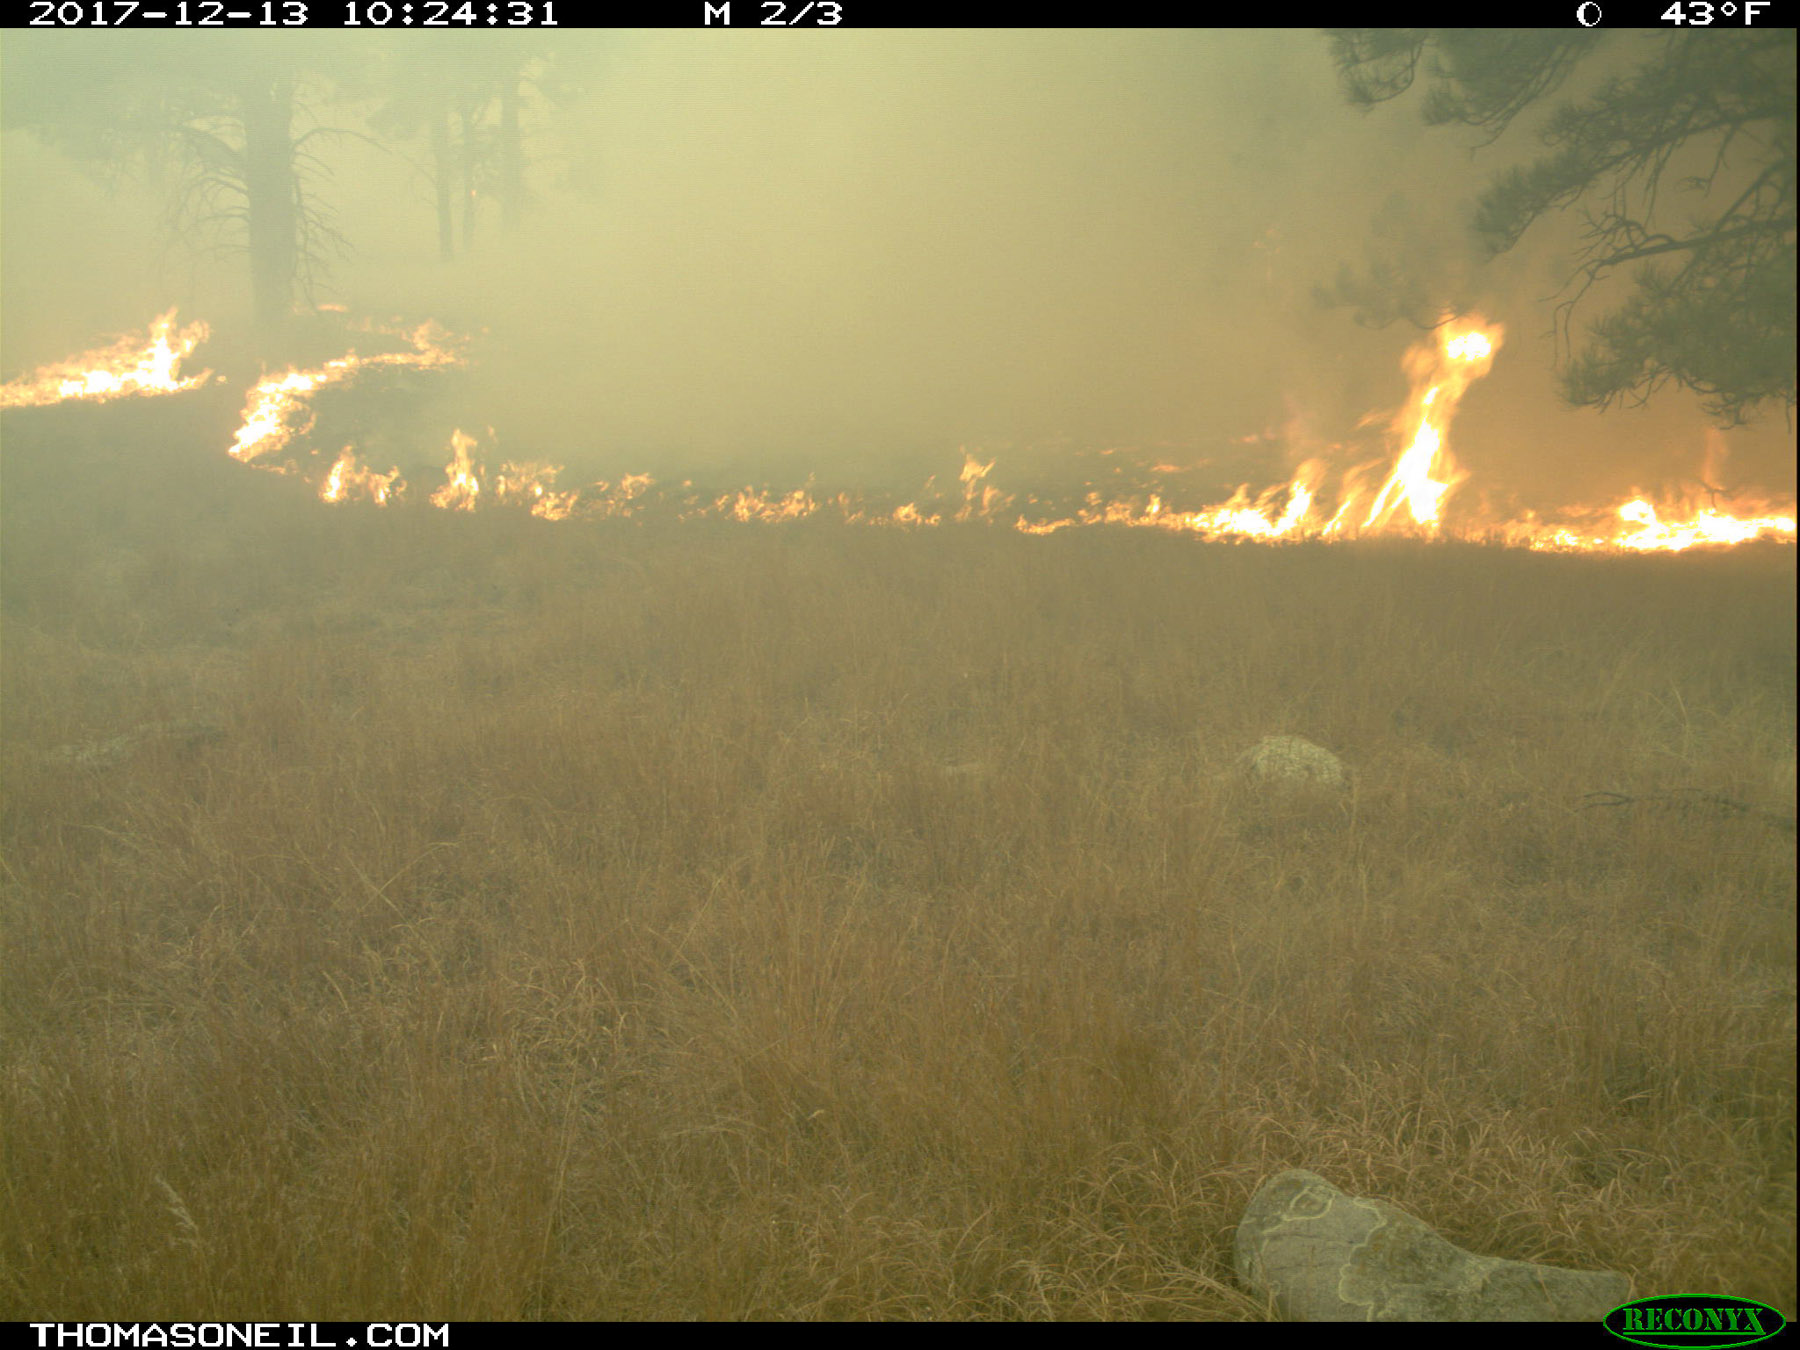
left=239, top=76, right=296, bottom=350
left=499, top=76, right=523, bottom=234
left=429, top=99, right=454, bottom=261
left=459, top=99, right=478, bottom=253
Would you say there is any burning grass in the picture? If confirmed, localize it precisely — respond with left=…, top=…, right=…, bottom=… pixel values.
left=1, top=462, right=1793, bottom=1319
left=6, top=309, right=1794, bottom=549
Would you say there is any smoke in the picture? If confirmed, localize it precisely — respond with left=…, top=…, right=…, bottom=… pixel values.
left=2, top=29, right=1792, bottom=506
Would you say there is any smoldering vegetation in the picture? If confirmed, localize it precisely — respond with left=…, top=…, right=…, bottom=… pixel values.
left=1, top=415, right=1792, bottom=1318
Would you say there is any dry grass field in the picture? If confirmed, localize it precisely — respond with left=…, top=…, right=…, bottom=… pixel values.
left=2, top=410, right=1794, bottom=1319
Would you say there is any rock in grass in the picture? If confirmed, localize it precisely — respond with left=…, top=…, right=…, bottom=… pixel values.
left=1235, top=1169, right=1629, bottom=1322
left=1237, top=735, right=1348, bottom=793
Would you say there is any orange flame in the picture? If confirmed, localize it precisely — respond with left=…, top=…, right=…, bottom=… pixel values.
left=320, top=449, right=405, bottom=505
left=494, top=460, right=580, bottom=520
left=232, top=366, right=334, bottom=465
left=231, top=319, right=467, bottom=466
left=705, top=486, right=818, bottom=523
left=12, top=310, right=1792, bottom=554
left=1358, top=320, right=1500, bottom=533
left=0, top=310, right=212, bottom=408
left=889, top=501, right=943, bottom=527
left=423, top=430, right=593, bottom=520
left=430, top=429, right=485, bottom=511
left=578, top=473, right=656, bottom=520
left=955, top=452, right=1012, bottom=522
left=1522, top=497, right=1797, bottom=553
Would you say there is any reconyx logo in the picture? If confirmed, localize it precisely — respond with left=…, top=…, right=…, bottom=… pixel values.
left=1605, top=1296, right=1787, bottom=1349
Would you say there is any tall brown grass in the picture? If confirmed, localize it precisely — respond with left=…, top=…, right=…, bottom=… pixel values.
left=2, top=431, right=1793, bottom=1319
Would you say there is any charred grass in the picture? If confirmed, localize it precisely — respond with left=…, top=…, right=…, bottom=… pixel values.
left=2, top=440, right=1794, bottom=1319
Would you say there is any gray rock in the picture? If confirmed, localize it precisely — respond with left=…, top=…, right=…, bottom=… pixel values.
left=1238, top=735, right=1347, bottom=792
left=1235, top=1169, right=1629, bottom=1322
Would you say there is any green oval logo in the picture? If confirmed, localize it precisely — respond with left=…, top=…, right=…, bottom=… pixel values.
left=1605, top=1296, right=1787, bottom=1349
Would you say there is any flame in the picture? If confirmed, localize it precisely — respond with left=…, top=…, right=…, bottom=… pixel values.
left=430, top=429, right=485, bottom=511
left=583, top=473, right=656, bottom=519
left=10, top=309, right=1792, bottom=554
left=1523, top=497, right=1797, bottom=553
left=423, top=431, right=595, bottom=521
left=232, top=366, right=333, bottom=465
left=998, top=321, right=1510, bottom=545
left=232, top=319, right=467, bottom=465
left=890, top=501, right=942, bottom=527
left=1358, top=320, right=1500, bottom=533
left=0, top=310, right=212, bottom=408
left=955, top=452, right=1011, bottom=522
left=704, top=486, right=819, bottom=523
left=321, top=449, right=405, bottom=505
left=494, top=460, right=580, bottom=520
left=1008, top=465, right=1321, bottom=542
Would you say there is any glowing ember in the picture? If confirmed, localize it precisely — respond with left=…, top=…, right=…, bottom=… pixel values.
left=0, top=310, right=212, bottom=408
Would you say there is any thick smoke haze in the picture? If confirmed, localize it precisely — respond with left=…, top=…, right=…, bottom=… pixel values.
left=3, top=29, right=1792, bottom=509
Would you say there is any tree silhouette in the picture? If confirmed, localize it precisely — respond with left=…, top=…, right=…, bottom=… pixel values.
left=364, top=39, right=558, bottom=262
left=1322, top=29, right=1796, bottom=427
left=4, top=34, right=359, bottom=352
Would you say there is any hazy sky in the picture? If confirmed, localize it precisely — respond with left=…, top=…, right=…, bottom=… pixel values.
left=2, top=29, right=1792, bottom=512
